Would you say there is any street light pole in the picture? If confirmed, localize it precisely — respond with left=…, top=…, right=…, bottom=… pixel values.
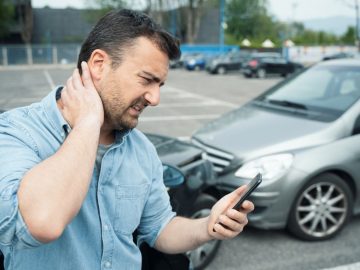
left=219, top=0, right=225, bottom=50
left=355, top=0, right=360, bottom=51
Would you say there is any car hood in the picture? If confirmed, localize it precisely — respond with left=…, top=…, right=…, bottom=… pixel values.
left=146, top=133, right=203, bottom=167
left=192, top=104, right=342, bottom=161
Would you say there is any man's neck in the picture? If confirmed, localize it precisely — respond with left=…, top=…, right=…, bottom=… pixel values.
left=99, top=123, right=115, bottom=145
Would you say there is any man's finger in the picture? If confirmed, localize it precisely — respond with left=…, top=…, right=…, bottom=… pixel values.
left=71, top=68, right=83, bottom=90
left=81, top=61, right=95, bottom=90
left=228, top=185, right=247, bottom=206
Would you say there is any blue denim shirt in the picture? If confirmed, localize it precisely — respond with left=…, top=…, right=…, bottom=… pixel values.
left=0, top=88, right=175, bottom=270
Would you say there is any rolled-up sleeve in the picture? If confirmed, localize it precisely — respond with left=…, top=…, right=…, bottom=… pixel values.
left=137, top=155, right=176, bottom=247
left=0, top=118, right=43, bottom=248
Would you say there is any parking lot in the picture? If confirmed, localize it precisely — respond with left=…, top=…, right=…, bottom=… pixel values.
left=1, top=65, right=360, bottom=270
left=0, top=65, right=280, bottom=138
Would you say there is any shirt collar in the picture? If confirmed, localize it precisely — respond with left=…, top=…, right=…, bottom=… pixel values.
left=42, top=86, right=133, bottom=142
left=42, top=86, right=71, bottom=138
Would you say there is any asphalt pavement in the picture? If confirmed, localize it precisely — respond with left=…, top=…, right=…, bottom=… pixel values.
left=1, top=65, right=360, bottom=270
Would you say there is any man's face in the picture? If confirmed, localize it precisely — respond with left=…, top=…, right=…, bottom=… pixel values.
left=97, top=37, right=169, bottom=130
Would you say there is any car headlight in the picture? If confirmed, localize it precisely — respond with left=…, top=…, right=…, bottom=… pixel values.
left=235, top=154, right=293, bottom=182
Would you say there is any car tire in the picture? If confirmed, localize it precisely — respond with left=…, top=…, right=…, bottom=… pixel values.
left=217, top=66, right=226, bottom=75
left=0, top=252, right=3, bottom=270
left=256, top=68, right=266, bottom=78
left=185, top=194, right=221, bottom=270
left=287, top=173, right=353, bottom=241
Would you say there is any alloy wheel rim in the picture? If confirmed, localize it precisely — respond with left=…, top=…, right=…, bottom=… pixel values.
left=186, top=209, right=219, bottom=268
left=295, top=182, right=348, bottom=238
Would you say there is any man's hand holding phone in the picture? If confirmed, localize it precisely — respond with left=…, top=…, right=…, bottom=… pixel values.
left=207, top=174, right=261, bottom=239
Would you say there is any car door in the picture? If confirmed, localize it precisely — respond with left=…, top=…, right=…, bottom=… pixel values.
left=273, top=57, right=289, bottom=74
left=262, top=57, right=278, bottom=74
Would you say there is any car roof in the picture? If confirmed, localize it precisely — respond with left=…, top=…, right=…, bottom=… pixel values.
left=317, top=58, right=360, bottom=67
left=251, top=52, right=281, bottom=57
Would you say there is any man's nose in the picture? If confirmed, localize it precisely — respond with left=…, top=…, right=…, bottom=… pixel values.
left=144, top=86, right=160, bottom=106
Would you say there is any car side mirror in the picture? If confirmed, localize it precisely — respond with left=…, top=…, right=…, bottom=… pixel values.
left=163, top=164, right=185, bottom=188
left=353, top=114, right=360, bottom=135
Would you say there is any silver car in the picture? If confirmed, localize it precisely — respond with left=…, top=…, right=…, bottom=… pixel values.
left=192, top=59, right=360, bottom=241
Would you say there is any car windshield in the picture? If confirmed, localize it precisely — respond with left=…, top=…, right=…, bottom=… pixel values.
left=256, top=64, right=360, bottom=121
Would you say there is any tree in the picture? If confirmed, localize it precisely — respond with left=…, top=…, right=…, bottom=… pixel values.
left=341, top=26, right=356, bottom=44
left=225, top=0, right=280, bottom=46
left=85, top=0, right=213, bottom=44
left=0, top=0, right=15, bottom=39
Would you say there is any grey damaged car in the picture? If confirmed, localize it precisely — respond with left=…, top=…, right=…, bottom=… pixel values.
left=192, top=59, right=360, bottom=241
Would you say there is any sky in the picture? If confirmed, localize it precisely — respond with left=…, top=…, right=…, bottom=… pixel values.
left=32, top=0, right=356, bottom=22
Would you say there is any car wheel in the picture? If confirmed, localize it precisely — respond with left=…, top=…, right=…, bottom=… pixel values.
left=256, top=68, right=266, bottom=78
left=185, top=194, right=221, bottom=270
left=287, top=173, right=353, bottom=241
left=0, top=252, right=3, bottom=270
left=217, top=66, right=226, bottom=75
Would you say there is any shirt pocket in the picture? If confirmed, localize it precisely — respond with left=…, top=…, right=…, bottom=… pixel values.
left=114, top=184, right=149, bottom=235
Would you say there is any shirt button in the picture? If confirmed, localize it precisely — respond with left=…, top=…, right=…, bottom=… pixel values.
left=104, top=261, right=111, bottom=268
left=104, top=225, right=109, bottom=231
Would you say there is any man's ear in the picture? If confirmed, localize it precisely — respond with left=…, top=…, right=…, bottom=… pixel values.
left=87, top=49, right=109, bottom=81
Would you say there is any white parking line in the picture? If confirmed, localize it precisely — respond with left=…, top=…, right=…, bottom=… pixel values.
left=321, top=262, right=360, bottom=270
left=165, top=86, right=237, bottom=108
left=157, top=100, right=229, bottom=108
left=43, top=70, right=55, bottom=89
left=141, top=114, right=220, bottom=121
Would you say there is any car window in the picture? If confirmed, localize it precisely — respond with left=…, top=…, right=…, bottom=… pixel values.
left=261, top=65, right=360, bottom=120
left=338, top=75, right=360, bottom=95
left=275, top=58, right=287, bottom=64
left=268, top=68, right=331, bottom=100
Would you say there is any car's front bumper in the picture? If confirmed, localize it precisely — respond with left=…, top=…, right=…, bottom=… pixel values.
left=214, top=168, right=309, bottom=230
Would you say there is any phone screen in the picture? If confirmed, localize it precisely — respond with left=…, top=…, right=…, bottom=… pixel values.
left=232, top=173, right=262, bottom=210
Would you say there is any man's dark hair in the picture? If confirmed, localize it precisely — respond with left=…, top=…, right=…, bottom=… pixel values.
left=77, top=9, right=181, bottom=71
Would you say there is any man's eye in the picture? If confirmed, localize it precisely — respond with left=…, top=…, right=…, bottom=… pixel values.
left=142, top=77, right=152, bottom=83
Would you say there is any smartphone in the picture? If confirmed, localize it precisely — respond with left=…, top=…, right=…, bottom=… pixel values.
left=232, top=173, right=262, bottom=210
left=213, top=173, right=262, bottom=232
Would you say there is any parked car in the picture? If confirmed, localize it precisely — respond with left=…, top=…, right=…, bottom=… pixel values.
left=142, top=133, right=220, bottom=269
left=170, top=52, right=199, bottom=69
left=322, top=52, right=355, bottom=61
left=191, top=59, right=360, bottom=241
left=206, top=51, right=250, bottom=74
left=242, top=52, right=303, bottom=78
left=184, top=53, right=208, bottom=71
left=0, top=118, right=220, bottom=270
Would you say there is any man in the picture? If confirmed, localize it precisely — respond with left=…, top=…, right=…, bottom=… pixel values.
left=0, top=9, right=254, bottom=269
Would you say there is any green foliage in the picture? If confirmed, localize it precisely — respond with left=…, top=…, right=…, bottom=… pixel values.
left=83, top=0, right=128, bottom=24
left=0, top=0, right=15, bottom=38
left=226, top=0, right=270, bottom=40
left=83, top=0, right=356, bottom=47
left=340, top=26, right=356, bottom=45
left=92, top=0, right=127, bottom=9
left=225, top=0, right=353, bottom=46
left=291, top=28, right=339, bottom=45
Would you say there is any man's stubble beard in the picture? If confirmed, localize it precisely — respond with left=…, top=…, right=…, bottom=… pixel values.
left=99, top=91, right=139, bottom=131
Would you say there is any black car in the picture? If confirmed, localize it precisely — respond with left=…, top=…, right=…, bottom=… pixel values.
left=242, top=52, right=303, bottom=78
left=143, top=133, right=220, bottom=269
left=206, top=51, right=250, bottom=74
left=0, top=122, right=220, bottom=270
left=322, top=52, right=355, bottom=61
